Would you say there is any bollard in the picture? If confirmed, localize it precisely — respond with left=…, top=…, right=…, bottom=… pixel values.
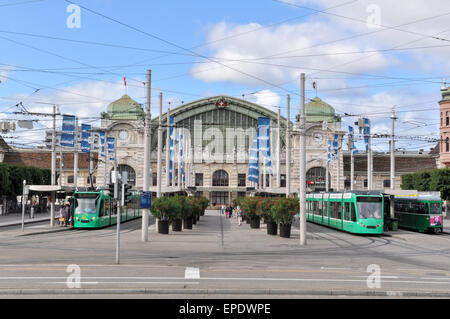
left=31, top=206, right=34, bottom=219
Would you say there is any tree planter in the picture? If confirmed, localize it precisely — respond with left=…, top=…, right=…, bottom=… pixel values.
left=267, top=221, right=278, bottom=235
left=197, top=215, right=200, bottom=221
left=279, top=223, right=292, bottom=238
left=250, top=217, right=260, bottom=229
left=183, top=217, right=193, bottom=229
left=192, top=216, right=197, bottom=225
left=172, top=218, right=182, bottom=232
left=158, top=220, right=169, bottom=234
left=245, top=217, right=251, bottom=224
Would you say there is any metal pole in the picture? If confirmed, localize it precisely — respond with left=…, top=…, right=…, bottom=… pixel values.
left=350, top=149, right=355, bottom=191
left=299, top=73, right=307, bottom=246
left=104, top=131, right=108, bottom=187
left=22, top=180, right=26, bottom=232
left=337, top=135, right=341, bottom=192
left=286, top=95, right=291, bottom=198
left=277, top=107, right=281, bottom=189
left=114, top=155, right=120, bottom=264
left=177, top=127, right=181, bottom=189
left=50, top=105, right=56, bottom=227
left=166, top=108, right=171, bottom=187
left=74, top=117, right=78, bottom=189
left=390, top=107, right=396, bottom=218
left=157, top=92, right=163, bottom=198
left=367, top=119, right=371, bottom=190
left=142, top=69, right=151, bottom=242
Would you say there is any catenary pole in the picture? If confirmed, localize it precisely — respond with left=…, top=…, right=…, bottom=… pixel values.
left=74, top=117, right=78, bottom=189
left=166, top=108, right=171, bottom=187
left=390, top=107, right=397, bottom=218
left=50, top=104, right=57, bottom=227
left=277, top=107, right=281, bottom=188
left=142, top=69, right=151, bottom=242
left=286, top=95, right=291, bottom=198
left=299, top=73, right=307, bottom=246
left=157, top=92, right=163, bottom=198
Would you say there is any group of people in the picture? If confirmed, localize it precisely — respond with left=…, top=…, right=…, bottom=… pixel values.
left=221, top=204, right=243, bottom=226
left=58, top=200, right=74, bottom=227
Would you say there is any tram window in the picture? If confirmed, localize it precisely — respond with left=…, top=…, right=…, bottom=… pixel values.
left=104, top=199, right=110, bottom=216
left=356, top=197, right=382, bottom=219
left=345, top=203, right=350, bottom=220
left=99, top=200, right=105, bottom=217
left=430, top=202, right=441, bottom=214
left=351, top=203, right=357, bottom=222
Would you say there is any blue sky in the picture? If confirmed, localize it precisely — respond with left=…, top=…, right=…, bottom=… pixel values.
left=0, top=0, right=448, bottom=152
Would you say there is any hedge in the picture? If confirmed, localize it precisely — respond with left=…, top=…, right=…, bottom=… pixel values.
left=401, top=168, right=450, bottom=200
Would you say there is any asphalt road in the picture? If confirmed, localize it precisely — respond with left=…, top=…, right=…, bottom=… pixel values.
left=1, top=210, right=450, bottom=298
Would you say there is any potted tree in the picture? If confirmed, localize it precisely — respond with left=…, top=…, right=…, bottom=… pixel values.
left=171, top=195, right=184, bottom=231
left=240, top=197, right=261, bottom=229
left=271, top=198, right=299, bottom=238
left=257, top=198, right=277, bottom=235
left=150, top=196, right=172, bottom=234
left=182, top=196, right=195, bottom=230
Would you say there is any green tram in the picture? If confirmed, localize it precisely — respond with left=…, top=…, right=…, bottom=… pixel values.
left=306, top=191, right=384, bottom=235
left=73, top=190, right=142, bottom=229
left=393, top=192, right=443, bottom=234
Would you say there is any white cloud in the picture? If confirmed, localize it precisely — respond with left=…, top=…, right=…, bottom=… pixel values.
left=250, top=89, right=281, bottom=113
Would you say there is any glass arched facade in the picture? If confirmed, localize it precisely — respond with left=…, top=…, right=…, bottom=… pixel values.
left=306, top=167, right=330, bottom=190
left=212, top=170, right=229, bottom=187
left=111, top=164, right=136, bottom=186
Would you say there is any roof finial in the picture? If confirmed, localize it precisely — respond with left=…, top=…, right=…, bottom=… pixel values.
left=441, top=78, right=447, bottom=91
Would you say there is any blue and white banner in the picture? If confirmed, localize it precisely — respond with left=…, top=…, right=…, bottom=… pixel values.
left=333, top=133, right=339, bottom=160
left=169, top=116, right=175, bottom=181
left=100, top=131, right=105, bottom=157
left=80, top=124, right=91, bottom=153
left=363, top=118, right=370, bottom=151
left=107, top=137, right=115, bottom=161
left=180, top=133, right=185, bottom=184
left=247, top=133, right=259, bottom=184
left=60, top=115, right=75, bottom=147
left=258, top=117, right=273, bottom=176
left=327, top=140, right=331, bottom=163
left=348, top=126, right=358, bottom=155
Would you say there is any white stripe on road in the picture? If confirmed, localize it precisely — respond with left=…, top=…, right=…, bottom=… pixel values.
left=185, top=267, right=200, bottom=279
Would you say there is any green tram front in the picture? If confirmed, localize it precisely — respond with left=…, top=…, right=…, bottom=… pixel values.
left=73, top=191, right=112, bottom=228
left=393, top=192, right=443, bottom=234
left=306, top=191, right=384, bottom=235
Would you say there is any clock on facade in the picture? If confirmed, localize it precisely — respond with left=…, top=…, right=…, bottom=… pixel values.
left=119, top=130, right=129, bottom=141
left=313, top=132, right=323, bottom=144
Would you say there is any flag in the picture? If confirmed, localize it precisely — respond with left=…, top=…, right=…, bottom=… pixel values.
left=333, top=134, right=339, bottom=159
left=107, top=137, right=115, bottom=161
left=247, top=132, right=259, bottom=184
left=100, top=131, right=105, bottom=157
left=169, top=116, right=175, bottom=181
left=258, top=117, right=273, bottom=176
left=363, top=118, right=370, bottom=151
left=60, top=115, right=75, bottom=147
left=348, top=126, right=358, bottom=155
left=80, top=124, right=91, bottom=153
left=123, top=76, right=127, bottom=87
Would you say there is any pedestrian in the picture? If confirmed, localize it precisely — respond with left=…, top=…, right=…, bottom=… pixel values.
left=225, top=206, right=229, bottom=219
left=221, top=204, right=225, bottom=215
left=63, top=202, right=70, bottom=226
left=237, top=206, right=243, bottom=226
left=229, top=205, right=233, bottom=218
left=58, top=205, right=65, bottom=226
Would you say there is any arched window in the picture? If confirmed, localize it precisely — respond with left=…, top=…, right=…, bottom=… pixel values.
left=446, top=137, right=449, bottom=153
left=111, top=164, right=136, bottom=186
left=306, top=167, right=330, bottom=190
left=212, top=170, right=229, bottom=186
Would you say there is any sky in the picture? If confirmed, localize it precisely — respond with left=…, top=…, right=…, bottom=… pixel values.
left=0, top=0, right=448, bottom=153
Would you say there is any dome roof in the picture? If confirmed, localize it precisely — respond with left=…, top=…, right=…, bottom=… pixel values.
left=106, top=95, right=144, bottom=120
left=305, top=97, right=339, bottom=122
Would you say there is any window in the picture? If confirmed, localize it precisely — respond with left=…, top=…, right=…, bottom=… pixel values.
left=314, top=201, right=322, bottom=216
left=306, top=167, right=329, bottom=190
left=383, top=180, right=391, bottom=188
left=152, top=172, right=157, bottom=186
left=211, top=191, right=229, bottom=205
left=345, top=202, right=350, bottom=220
left=447, top=111, right=449, bottom=126
left=364, top=179, right=368, bottom=188
left=238, top=174, right=246, bottom=187
left=330, top=201, right=342, bottom=219
left=67, top=175, right=74, bottom=184
left=280, top=174, right=286, bottom=187
left=237, top=191, right=246, bottom=198
left=113, top=164, right=136, bottom=186
left=351, top=203, right=357, bottom=222
left=87, top=176, right=96, bottom=184
left=195, top=173, right=203, bottom=186
left=447, top=137, right=449, bottom=152
left=356, top=197, right=382, bottom=219
left=212, top=170, right=229, bottom=186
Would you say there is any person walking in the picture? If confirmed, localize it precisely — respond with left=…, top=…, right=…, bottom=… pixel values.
left=221, top=204, right=225, bottom=216
left=237, top=206, right=243, bottom=226
left=225, top=206, right=229, bottom=219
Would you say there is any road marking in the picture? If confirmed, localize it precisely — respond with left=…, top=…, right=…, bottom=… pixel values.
left=185, top=267, right=200, bottom=279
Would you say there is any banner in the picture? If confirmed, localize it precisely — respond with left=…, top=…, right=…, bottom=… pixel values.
left=348, top=126, right=358, bottom=155
left=107, top=137, right=115, bottom=161
left=327, top=140, right=331, bottom=163
left=258, top=117, right=273, bottom=176
left=100, top=131, right=105, bottom=157
left=247, top=133, right=259, bottom=184
left=80, top=124, right=91, bottom=153
left=333, top=133, right=339, bottom=160
left=364, top=118, right=370, bottom=151
left=169, top=116, right=175, bottom=181
left=180, top=133, right=185, bottom=184
left=60, top=115, right=75, bottom=147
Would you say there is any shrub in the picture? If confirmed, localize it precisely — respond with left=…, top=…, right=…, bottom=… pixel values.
left=256, top=197, right=275, bottom=221
left=239, top=197, right=260, bottom=220
left=271, top=198, right=299, bottom=225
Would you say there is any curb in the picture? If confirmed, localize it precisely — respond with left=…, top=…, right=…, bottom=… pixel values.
left=16, top=227, right=73, bottom=237
left=0, top=288, right=449, bottom=297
